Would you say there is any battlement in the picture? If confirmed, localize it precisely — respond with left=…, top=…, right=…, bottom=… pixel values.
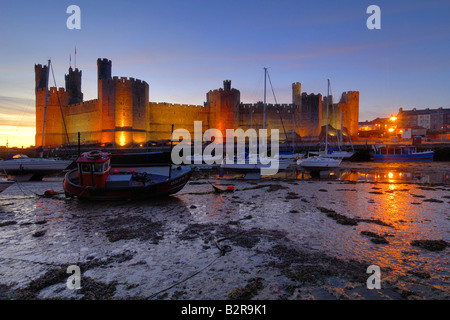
left=35, top=63, right=49, bottom=91
left=339, top=91, right=360, bottom=103
left=341, top=91, right=359, bottom=96
left=98, top=58, right=111, bottom=64
left=68, top=67, right=81, bottom=73
left=208, top=87, right=239, bottom=95
left=50, top=87, right=66, bottom=94
left=104, top=76, right=148, bottom=87
left=36, top=87, right=67, bottom=94
left=240, top=103, right=293, bottom=109
left=97, top=58, right=112, bottom=80
left=149, top=102, right=204, bottom=109
left=69, top=98, right=99, bottom=108
left=223, top=80, right=231, bottom=90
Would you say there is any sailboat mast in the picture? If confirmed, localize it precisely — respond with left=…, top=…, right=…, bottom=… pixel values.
left=325, top=79, right=329, bottom=155
left=263, top=67, right=267, bottom=130
left=340, top=110, right=344, bottom=150
left=41, top=59, right=51, bottom=149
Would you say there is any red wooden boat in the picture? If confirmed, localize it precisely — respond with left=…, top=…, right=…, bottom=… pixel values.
left=63, top=150, right=194, bottom=201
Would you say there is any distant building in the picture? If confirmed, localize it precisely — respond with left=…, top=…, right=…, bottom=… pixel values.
left=35, top=58, right=359, bottom=147
left=397, top=107, right=450, bottom=133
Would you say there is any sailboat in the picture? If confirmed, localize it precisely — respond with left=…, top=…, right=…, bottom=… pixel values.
left=0, top=153, right=73, bottom=181
left=297, top=79, right=342, bottom=170
left=320, top=110, right=354, bottom=159
left=220, top=67, right=294, bottom=172
left=0, top=59, right=72, bottom=181
left=308, top=83, right=354, bottom=160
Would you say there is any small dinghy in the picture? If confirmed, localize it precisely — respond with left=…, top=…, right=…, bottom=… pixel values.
left=63, top=150, right=194, bottom=201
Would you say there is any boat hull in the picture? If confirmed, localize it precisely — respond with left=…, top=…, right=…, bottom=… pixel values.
left=220, top=160, right=291, bottom=171
left=63, top=166, right=194, bottom=201
left=297, top=156, right=342, bottom=169
left=0, top=159, right=73, bottom=180
left=373, top=151, right=434, bottom=162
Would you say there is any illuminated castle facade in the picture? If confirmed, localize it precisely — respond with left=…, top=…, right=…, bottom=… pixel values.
left=35, top=58, right=359, bottom=147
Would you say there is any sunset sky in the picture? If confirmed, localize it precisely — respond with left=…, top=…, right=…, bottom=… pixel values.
left=0, top=0, right=449, bottom=147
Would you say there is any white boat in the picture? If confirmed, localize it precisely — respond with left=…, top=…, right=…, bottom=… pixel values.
left=326, top=150, right=354, bottom=158
left=297, top=79, right=342, bottom=170
left=279, top=152, right=305, bottom=160
left=309, top=150, right=353, bottom=159
left=2, top=59, right=73, bottom=181
left=297, top=155, right=342, bottom=169
left=220, top=153, right=291, bottom=171
left=0, top=154, right=72, bottom=181
left=221, top=68, right=297, bottom=173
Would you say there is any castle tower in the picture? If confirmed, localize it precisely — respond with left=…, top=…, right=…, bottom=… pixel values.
left=223, top=80, right=231, bottom=91
left=292, top=82, right=301, bottom=108
left=298, top=92, right=322, bottom=139
left=339, top=91, right=359, bottom=137
left=97, top=58, right=112, bottom=80
left=97, top=58, right=149, bottom=146
left=35, top=63, right=72, bottom=147
left=97, top=58, right=115, bottom=143
left=65, top=67, right=83, bottom=104
left=206, top=80, right=240, bottom=141
left=35, top=64, right=48, bottom=91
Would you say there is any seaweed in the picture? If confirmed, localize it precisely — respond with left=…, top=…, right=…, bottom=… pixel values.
left=410, top=240, right=448, bottom=252
left=360, top=231, right=390, bottom=244
left=227, top=277, right=263, bottom=300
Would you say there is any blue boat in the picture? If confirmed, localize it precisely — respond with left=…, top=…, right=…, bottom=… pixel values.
left=373, top=145, right=434, bottom=162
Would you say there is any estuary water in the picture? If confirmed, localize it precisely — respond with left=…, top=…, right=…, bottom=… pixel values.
left=0, top=162, right=448, bottom=300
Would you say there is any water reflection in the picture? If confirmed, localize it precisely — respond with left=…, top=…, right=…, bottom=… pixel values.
left=204, top=164, right=450, bottom=184
left=337, top=169, right=450, bottom=184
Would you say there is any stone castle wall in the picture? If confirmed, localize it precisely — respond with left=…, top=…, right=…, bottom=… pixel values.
left=35, top=87, right=72, bottom=147
left=237, top=103, right=297, bottom=141
left=65, top=99, right=101, bottom=144
left=148, top=102, right=209, bottom=141
left=35, top=59, right=359, bottom=147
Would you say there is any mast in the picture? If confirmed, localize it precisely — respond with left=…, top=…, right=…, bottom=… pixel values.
left=340, top=111, right=344, bottom=150
left=292, top=109, right=295, bottom=153
left=50, top=62, right=71, bottom=145
left=41, top=59, right=51, bottom=149
left=263, top=67, right=267, bottom=130
left=266, top=69, right=289, bottom=149
left=169, top=124, right=174, bottom=179
left=325, top=79, right=329, bottom=155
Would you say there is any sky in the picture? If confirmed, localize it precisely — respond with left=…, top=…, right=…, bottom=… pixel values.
left=0, top=0, right=449, bottom=147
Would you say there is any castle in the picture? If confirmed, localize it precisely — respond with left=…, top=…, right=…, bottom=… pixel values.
left=35, top=58, right=359, bottom=147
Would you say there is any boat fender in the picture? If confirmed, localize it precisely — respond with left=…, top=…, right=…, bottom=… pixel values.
left=44, top=189, right=55, bottom=197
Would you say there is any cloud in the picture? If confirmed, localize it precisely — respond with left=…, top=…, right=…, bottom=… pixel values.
left=0, top=96, right=35, bottom=127
left=0, top=96, right=35, bottom=113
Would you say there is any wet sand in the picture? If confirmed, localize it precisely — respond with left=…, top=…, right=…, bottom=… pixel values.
left=0, top=162, right=449, bottom=300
